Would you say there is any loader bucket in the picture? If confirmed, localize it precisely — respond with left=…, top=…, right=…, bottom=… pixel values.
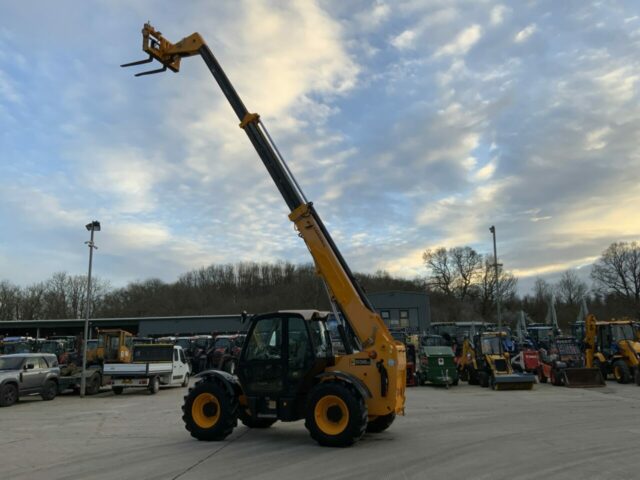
left=562, top=368, right=605, bottom=388
left=492, top=373, right=536, bottom=391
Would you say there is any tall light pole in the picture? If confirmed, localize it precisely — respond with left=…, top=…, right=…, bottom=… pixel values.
left=80, top=220, right=100, bottom=397
left=489, top=225, right=502, bottom=331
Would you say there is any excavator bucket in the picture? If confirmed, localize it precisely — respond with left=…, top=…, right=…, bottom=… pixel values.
left=492, top=373, right=536, bottom=391
left=562, top=368, right=605, bottom=387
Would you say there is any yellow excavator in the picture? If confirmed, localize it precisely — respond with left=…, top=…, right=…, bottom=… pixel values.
left=584, top=314, right=640, bottom=385
left=123, top=24, right=406, bottom=447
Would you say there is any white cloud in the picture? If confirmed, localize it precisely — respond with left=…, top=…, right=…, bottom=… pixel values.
left=435, top=24, right=482, bottom=57
left=391, top=29, right=417, bottom=50
left=514, top=23, right=537, bottom=43
left=490, top=5, right=509, bottom=26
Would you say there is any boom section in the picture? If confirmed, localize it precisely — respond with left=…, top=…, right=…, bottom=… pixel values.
left=123, top=24, right=395, bottom=347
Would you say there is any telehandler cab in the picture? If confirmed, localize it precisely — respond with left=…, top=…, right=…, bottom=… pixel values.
left=123, top=24, right=406, bottom=447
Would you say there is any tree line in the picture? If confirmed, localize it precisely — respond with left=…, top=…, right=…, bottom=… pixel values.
left=0, top=241, right=638, bottom=330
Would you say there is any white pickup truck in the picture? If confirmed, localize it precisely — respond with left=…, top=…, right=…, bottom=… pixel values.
left=103, top=344, right=191, bottom=394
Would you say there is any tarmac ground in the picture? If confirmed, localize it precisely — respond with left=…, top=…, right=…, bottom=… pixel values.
left=1, top=380, right=639, bottom=480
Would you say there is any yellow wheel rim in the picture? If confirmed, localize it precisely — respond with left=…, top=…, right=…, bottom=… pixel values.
left=314, top=395, right=349, bottom=436
left=192, top=393, right=220, bottom=429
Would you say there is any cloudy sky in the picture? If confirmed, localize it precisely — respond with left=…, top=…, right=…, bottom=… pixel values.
left=1, top=1, right=639, bottom=294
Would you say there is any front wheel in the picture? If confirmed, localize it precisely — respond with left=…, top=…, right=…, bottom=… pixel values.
left=613, top=360, right=631, bottom=384
left=305, top=382, right=367, bottom=447
left=366, top=412, right=395, bottom=433
left=182, top=379, right=238, bottom=441
left=41, top=380, right=57, bottom=401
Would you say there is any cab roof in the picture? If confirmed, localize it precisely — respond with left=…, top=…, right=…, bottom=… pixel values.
left=277, top=310, right=331, bottom=321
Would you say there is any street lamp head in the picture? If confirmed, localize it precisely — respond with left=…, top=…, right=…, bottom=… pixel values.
left=489, top=225, right=495, bottom=234
left=85, top=220, right=101, bottom=232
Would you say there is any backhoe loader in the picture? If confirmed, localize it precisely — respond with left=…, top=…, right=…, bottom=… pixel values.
left=458, top=331, right=535, bottom=390
left=123, top=24, right=406, bottom=447
left=584, top=314, right=640, bottom=385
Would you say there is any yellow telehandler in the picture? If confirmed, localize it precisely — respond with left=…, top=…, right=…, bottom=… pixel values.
left=123, top=24, right=406, bottom=447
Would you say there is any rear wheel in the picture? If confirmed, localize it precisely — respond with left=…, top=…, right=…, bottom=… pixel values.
left=478, top=371, right=489, bottom=388
left=305, top=382, right=367, bottom=447
left=41, top=380, right=57, bottom=401
left=613, top=361, right=631, bottom=384
left=148, top=376, right=160, bottom=394
left=0, top=383, right=18, bottom=407
left=366, top=412, right=395, bottom=433
left=183, top=379, right=237, bottom=441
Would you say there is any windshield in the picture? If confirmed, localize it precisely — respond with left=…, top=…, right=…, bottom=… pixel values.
left=175, top=339, right=192, bottom=349
left=0, top=357, right=25, bottom=370
left=611, top=324, right=635, bottom=342
left=40, top=342, right=59, bottom=353
left=422, top=336, right=446, bottom=347
left=432, top=325, right=457, bottom=337
left=3, top=343, right=32, bottom=354
left=481, top=336, right=502, bottom=355
left=194, top=338, right=209, bottom=348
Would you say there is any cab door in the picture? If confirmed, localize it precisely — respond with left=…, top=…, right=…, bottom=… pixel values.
left=239, top=316, right=284, bottom=396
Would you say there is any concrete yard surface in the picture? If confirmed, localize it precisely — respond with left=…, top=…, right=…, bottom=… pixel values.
left=1, top=382, right=639, bottom=480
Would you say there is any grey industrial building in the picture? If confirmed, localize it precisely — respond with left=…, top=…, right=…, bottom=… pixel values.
left=0, top=290, right=430, bottom=337
left=367, top=291, right=430, bottom=333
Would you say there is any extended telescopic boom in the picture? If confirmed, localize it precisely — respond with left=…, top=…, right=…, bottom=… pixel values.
left=122, top=24, right=391, bottom=348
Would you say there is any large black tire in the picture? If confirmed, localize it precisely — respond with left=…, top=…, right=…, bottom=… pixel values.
left=112, top=386, right=124, bottom=395
left=366, top=412, right=395, bottom=433
left=41, top=380, right=57, bottom=401
left=86, top=373, right=101, bottom=396
left=551, top=369, right=563, bottom=386
left=0, top=383, right=18, bottom=407
left=478, top=371, right=489, bottom=388
left=148, top=376, right=160, bottom=394
left=238, top=408, right=277, bottom=429
left=182, top=379, right=238, bottom=441
left=613, top=360, right=631, bottom=384
left=305, top=382, right=367, bottom=447
left=635, top=368, right=640, bottom=386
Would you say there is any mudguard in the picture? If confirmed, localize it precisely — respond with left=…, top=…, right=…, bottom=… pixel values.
left=316, top=371, right=372, bottom=399
left=195, top=369, right=242, bottom=396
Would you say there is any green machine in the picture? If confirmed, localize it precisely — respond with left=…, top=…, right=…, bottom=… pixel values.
left=416, top=335, right=459, bottom=387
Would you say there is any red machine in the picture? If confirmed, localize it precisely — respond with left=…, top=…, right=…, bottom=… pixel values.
left=511, top=348, right=541, bottom=374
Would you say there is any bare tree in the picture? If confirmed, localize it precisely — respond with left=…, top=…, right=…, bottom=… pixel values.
left=591, top=241, right=640, bottom=304
left=555, top=270, right=588, bottom=305
left=477, top=256, right=518, bottom=317
left=423, top=248, right=455, bottom=297
left=423, top=246, right=482, bottom=301
left=0, top=281, right=21, bottom=320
